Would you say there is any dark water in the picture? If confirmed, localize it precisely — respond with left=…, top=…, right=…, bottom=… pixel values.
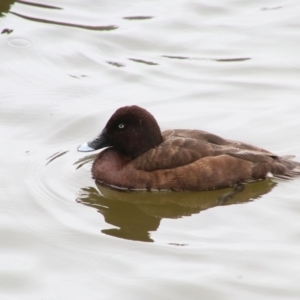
left=1, top=0, right=300, bottom=299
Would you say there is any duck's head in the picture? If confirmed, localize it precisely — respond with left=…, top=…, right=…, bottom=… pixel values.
left=78, top=105, right=163, bottom=158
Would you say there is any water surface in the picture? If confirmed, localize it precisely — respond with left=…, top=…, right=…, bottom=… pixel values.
left=1, top=0, right=300, bottom=299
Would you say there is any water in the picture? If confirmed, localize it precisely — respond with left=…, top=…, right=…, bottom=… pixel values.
left=1, top=0, right=300, bottom=299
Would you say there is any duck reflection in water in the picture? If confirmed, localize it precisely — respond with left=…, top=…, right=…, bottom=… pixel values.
left=77, top=180, right=276, bottom=242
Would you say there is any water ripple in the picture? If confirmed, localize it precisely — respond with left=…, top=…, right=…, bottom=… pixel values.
left=17, top=0, right=62, bottom=10
left=162, top=55, right=251, bottom=62
left=10, top=12, right=118, bottom=31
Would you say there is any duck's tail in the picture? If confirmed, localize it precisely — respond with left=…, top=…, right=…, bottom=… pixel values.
left=275, top=155, right=300, bottom=179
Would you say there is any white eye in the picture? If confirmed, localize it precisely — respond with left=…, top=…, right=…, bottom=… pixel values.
left=118, top=123, right=125, bottom=129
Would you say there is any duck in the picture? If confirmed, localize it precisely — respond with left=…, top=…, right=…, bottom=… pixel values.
left=78, top=105, right=300, bottom=191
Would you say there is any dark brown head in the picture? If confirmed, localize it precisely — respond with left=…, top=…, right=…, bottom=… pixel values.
left=78, top=105, right=163, bottom=158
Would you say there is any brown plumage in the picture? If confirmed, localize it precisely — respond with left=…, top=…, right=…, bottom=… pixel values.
left=78, top=105, right=300, bottom=191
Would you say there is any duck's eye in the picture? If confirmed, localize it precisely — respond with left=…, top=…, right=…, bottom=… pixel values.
left=118, top=123, right=125, bottom=129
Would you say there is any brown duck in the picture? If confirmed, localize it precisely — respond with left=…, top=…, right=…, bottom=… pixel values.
left=78, top=105, right=300, bottom=191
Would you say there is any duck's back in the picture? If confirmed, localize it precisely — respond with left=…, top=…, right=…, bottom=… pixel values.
left=126, top=129, right=300, bottom=191
left=162, top=129, right=273, bottom=154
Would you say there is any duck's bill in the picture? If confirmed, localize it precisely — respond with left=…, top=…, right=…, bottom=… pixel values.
left=77, top=129, right=111, bottom=152
left=77, top=142, right=96, bottom=152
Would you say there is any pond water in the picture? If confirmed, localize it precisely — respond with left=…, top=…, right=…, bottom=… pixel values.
left=1, top=0, right=300, bottom=299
